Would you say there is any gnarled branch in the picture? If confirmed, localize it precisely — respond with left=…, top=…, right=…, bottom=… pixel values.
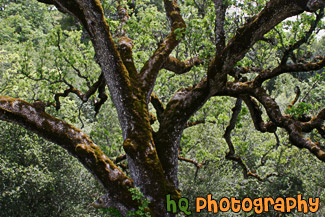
left=223, top=82, right=325, bottom=161
left=139, top=0, right=186, bottom=102
left=254, top=56, right=325, bottom=86
left=213, top=0, right=227, bottom=53
left=223, top=0, right=324, bottom=68
left=162, top=56, right=203, bottom=74
left=242, top=96, right=277, bottom=133
left=208, top=0, right=325, bottom=94
left=178, top=155, right=203, bottom=168
left=150, top=92, right=165, bottom=122
left=301, top=109, right=325, bottom=133
left=0, top=95, right=139, bottom=213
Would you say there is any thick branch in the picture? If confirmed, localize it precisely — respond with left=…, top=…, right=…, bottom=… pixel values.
left=213, top=0, right=227, bottom=53
left=301, top=109, right=325, bottom=133
left=139, top=0, right=186, bottom=102
left=0, top=95, right=139, bottom=212
left=242, top=96, right=277, bottom=133
left=208, top=0, right=324, bottom=94
left=116, top=2, right=138, bottom=79
left=162, top=56, right=203, bottom=74
left=116, top=1, right=129, bottom=37
left=155, top=79, right=210, bottom=186
left=223, top=0, right=323, bottom=68
left=222, top=82, right=325, bottom=161
left=150, top=92, right=165, bottom=122
left=254, top=57, right=325, bottom=86
left=118, top=37, right=137, bottom=78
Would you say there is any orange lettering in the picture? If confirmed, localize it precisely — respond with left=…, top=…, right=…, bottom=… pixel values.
left=253, top=198, right=263, bottom=214
left=286, top=197, right=296, bottom=212
left=207, top=194, right=218, bottom=213
left=242, top=198, right=253, bottom=212
left=297, top=194, right=308, bottom=213
left=196, top=197, right=207, bottom=212
left=274, top=198, right=285, bottom=212
left=309, top=197, right=319, bottom=213
left=264, top=197, right=274, bottom=212
left=231, top=197, right=241, bottom=213
left=219, top=198, right=230, bottom=212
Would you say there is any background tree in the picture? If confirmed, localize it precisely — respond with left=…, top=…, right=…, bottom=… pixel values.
left=1, top=0, right=325, bottom=216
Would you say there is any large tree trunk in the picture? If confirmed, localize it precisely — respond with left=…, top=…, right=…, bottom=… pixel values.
left=1, top=0, right=324, bottom=216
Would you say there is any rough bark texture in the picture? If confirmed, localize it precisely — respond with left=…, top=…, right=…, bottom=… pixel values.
left=1, top=0, right=324, bottom=216
left=0, top=96, right=138, bottom=214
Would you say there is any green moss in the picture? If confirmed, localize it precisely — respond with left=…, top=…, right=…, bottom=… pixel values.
left=123, top=138, right=137, bottom=153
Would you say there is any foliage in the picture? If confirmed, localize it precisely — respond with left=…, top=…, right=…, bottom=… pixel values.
left=286, top=102, right=313, bottom=119
left=99, top=187, right=151, bottom=217
left=127, top=187, right=151, bottom=217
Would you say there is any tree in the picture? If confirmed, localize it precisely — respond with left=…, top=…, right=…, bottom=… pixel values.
left=1, top=0, right=325, bottom=216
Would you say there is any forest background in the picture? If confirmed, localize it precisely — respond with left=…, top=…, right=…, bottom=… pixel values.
left=0, top=0, right=324, bottom=216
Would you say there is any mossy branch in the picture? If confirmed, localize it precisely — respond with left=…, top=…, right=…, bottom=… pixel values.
left=254, top=56, right=325, bottom=86
left=139, top=0, right=186, bottom=102
left=208, top=0, right=324, bottom=93
left=223, top=83, right=325, bottom=162
left=150, top=92, right=165, bottom=122
left=162, top=56, right=204, bottom=74
left=242, top=96, right=277, bottom=133
left=0, top=95, right=140, bottom=211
